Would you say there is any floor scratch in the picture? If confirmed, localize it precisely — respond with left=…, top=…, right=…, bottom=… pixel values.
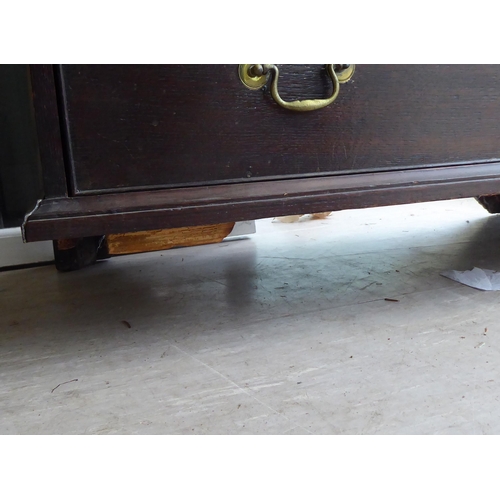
left=170, top=344, right=311, bottom=433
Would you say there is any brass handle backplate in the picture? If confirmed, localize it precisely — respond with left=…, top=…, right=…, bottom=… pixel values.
left=238, top=64, right=355, bottom=112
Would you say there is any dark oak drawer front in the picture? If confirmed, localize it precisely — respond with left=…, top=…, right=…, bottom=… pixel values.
left=58, top=64, right=500, bottom=195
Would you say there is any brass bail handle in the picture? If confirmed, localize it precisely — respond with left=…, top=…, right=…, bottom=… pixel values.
left=239, top=64, right=355, bottom=112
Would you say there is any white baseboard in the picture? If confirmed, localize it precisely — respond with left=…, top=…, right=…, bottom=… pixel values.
left=0, top=228, right=53, bottom=268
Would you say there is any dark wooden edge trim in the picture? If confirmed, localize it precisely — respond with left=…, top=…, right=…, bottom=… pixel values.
left=23, top=163, right=500, bottom=242
left=29, top=65, right=68, bottom=198
left=53, top=65, right=77, bottom=196
left=71, top=159, right=500, bottom=196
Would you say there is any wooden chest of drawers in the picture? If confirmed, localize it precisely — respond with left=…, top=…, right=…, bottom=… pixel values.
left=23, top=64, right=500, bottom=268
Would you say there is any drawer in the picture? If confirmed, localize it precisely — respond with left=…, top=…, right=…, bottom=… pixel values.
left=58, top=64, right=500, bottom=195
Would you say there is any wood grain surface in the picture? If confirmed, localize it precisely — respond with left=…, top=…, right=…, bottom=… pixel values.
left=56, top=64, right=500, bottom=195
left=106, top=223, right=235, bottom=255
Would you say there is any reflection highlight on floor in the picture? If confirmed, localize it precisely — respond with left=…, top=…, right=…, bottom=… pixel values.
left=2, top=198, right=500, bottom=434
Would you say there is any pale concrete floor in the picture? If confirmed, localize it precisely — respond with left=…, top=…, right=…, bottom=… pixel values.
left=1, top=198, right=500, bottom=434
